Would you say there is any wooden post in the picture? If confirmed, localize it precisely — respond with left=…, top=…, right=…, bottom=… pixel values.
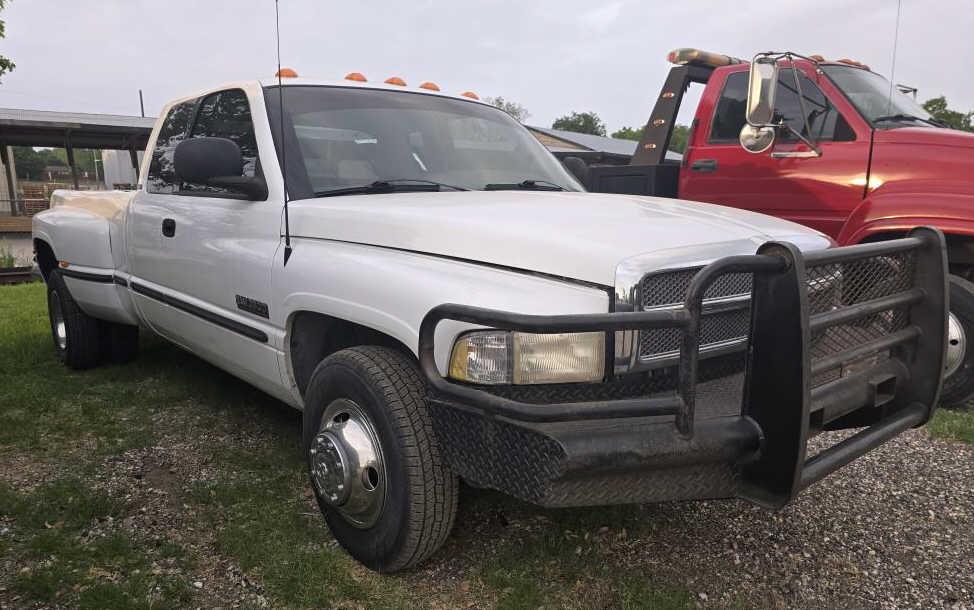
left=128, top=143, right=140, bottom=175
left=0, top=142, right=18, bottom=216
left=65, top=131, right=80, bottom=190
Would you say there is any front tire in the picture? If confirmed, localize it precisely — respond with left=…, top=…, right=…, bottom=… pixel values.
left=941, top=275, right=974, bottom=409
left=302, top=346, right=458, bottom=572
left=47, top=270, right=102, bottom=369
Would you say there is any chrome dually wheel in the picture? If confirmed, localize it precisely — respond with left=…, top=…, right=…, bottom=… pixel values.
left=46, top=270, right=102, bottom=369
left=310, top=398, right=387, bottom=529
left=302, top=346, right=458, bottom=572
left=49, top=288, right=67, bottom=351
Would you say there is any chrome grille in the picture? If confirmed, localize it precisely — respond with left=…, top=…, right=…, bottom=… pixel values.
left=637, top=268, right=753, bottom=365
left=640, top=269, right=752, bottom=309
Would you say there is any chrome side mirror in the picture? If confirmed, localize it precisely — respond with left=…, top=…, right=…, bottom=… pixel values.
left=739, top=124, right=776, bottom=154
left=746, top=57, right=779, bottom=126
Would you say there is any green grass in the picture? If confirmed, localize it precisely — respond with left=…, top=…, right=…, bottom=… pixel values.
left=0, top=282, right=408, bottom=609
left=929, top=407, right=974, bottom=443
left=0, top=478, right=193, bottom=609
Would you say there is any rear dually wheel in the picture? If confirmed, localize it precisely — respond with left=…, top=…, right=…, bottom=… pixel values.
left=46, top=270, right=102, bottom=369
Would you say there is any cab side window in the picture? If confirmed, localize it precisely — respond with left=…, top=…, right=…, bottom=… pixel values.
left=708, top=70, right=854, bottom=143
left=182, top=89, right=260, bottom=194
left=709, top=72, right=748, bottom=142
left=147, top=101, right=195, bottom=193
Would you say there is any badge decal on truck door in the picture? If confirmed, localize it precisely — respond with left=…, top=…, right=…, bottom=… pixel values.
left=235, top=295, right=270, bottom=319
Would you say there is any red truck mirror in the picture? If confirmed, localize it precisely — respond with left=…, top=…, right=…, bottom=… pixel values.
left=746, top=57, right=779, bottom=126
left=740, top=124, right=776, bottom=154
left=741, top=56, right=779, bottom=154
left=742, top=52, right=823, bottom=159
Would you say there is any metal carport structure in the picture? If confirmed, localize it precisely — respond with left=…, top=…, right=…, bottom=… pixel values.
left=0, top=108, right=155, bottom=215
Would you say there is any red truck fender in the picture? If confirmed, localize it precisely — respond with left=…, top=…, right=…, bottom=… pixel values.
left=837, top=179, right=974, bottom=245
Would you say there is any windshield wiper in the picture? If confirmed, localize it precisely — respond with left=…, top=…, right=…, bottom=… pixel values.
left=315, top=179, right=468, bottom=198
left=873, top=113, right=943, bottom=128
left=484, top=179, right=565, bottom=191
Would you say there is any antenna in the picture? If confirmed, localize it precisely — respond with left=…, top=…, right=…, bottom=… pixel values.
left=885, top=0, right=903, bottom=116
left=275, top=0, right=293, bottom=266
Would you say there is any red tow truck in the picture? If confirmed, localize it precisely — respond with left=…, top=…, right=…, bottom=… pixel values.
left=565, top=48, right=974, bottom=407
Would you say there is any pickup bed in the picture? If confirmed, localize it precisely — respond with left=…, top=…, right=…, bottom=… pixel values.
left=33, top=74, right=949, bottom=572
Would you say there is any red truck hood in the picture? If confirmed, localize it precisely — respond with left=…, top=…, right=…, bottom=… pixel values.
left=873, top=126, right=974, bottom=148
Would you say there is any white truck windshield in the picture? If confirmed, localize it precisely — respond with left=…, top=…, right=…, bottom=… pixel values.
left=265, top=85, right=583, bottom=199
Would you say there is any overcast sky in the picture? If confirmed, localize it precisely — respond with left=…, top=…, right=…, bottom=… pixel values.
left=2, top=0, right=972, bottom=132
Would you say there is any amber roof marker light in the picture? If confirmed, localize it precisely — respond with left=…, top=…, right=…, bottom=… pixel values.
left=276, top=67, right=299, bottom=78
left=345, top=72, right=368, bottom=82
left=419, top=81, right=441, bottom=91
left=384, top=76, right=407, bottom=86
left=461, top=91, right=480, bottom=100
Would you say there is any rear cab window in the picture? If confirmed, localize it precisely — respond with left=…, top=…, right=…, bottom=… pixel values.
left=147, top=101, right=194, bottom=193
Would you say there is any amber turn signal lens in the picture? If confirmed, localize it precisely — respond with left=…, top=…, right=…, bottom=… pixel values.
left=460, top=91, right=480, bottom=100
left=275, top=67, right=298, bottom=78
left=344, top=72, right=367, bottom=82
left=419, top=81, right=440, bottom=91
left=384, top=76, right=407, bottom=86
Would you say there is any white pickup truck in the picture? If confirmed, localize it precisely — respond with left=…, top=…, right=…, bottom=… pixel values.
left=32, top=74, right=948, bottom=572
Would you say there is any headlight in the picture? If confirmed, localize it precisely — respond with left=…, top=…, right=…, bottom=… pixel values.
left=449, top=330, right=605, bottom=385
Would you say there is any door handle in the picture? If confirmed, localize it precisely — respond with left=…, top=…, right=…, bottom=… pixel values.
left=691, top=159, right=718, bottom=172
left=162, top=218, right=176, bottom=238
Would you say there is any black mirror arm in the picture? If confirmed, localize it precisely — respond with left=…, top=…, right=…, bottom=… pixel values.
left=786, top=60, right=821, bottom=156
left=207, top=175, right=269, bottom=200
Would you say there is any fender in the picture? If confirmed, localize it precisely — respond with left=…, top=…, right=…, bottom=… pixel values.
left=32, top=190, right=140, bottom=325
left=276, top=239, right=612, bottom=380
left=837, top=179, right=974, bottom=245
left=31, top=190, right=134, bottom=269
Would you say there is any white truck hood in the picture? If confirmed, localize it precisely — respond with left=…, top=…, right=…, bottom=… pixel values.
left=290, top=191, right=831, bottom=286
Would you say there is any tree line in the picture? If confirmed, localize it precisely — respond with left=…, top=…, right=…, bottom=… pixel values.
left=11, top=147, right=101, bottom=180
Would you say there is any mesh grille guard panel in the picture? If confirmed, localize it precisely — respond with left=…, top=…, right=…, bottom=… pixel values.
left=635, top=249, right=920, bottom=387
left=806, top=251, right=917, bottom=387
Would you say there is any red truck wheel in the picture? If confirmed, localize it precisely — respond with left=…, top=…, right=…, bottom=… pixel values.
left=941, top=275, right=974, bottom=410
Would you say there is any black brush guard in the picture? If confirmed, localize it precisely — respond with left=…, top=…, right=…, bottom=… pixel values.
left=418, top=228, right=948, bottom=508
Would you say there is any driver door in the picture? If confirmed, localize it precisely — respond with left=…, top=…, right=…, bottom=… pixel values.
left=680, top=67, right=870, bottom=239
left=131, top=87, right=285, bottom=394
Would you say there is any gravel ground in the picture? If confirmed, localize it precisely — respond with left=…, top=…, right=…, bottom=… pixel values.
left=2, top=411, right=971, bottom=609
left=613, top=428, right=974, bottom=608
left=393, top=426, right=972, bottom=610
left=108, top=428, right=974, bottom=608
